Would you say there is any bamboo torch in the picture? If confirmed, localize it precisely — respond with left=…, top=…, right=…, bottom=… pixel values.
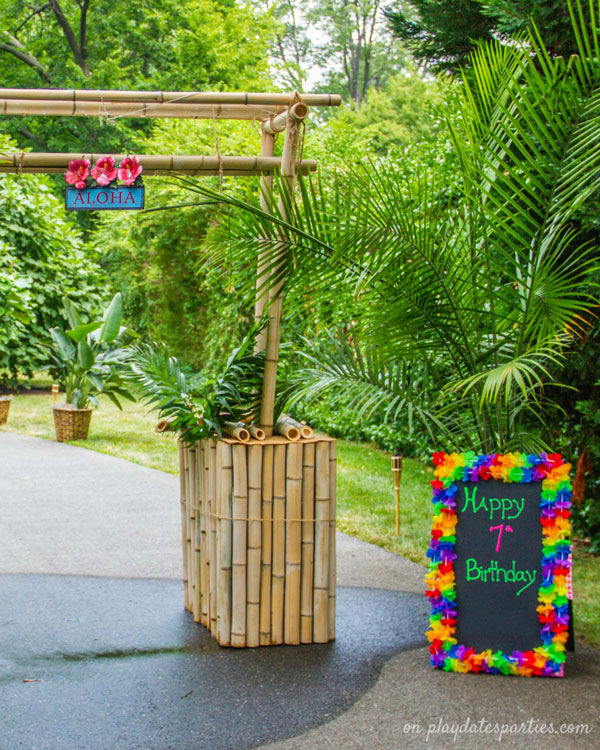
left=392, top=452, right=403, bottom=537
left=51, top=384, right=59, bottom=403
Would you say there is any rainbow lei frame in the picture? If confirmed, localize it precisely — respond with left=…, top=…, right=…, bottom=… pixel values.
left=426, top=451, right=572, bottom=677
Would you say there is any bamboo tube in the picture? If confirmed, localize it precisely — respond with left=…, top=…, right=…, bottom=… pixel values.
left=247, top=425, right=266, bottom=441
left=0, top=152, right=317, bottom=176
left=179, top=440, right=190, bottom=611
left=259, top=445, right=274, bottom=645
left=278, top=414, right=314, bottom=439
left=300, top=443, right=315, bottom=643
left=259, top=115, right=301, bottom=436
left=187, top=445, right=197, bottom=619
left=263, top=101, right=309, bottom=135
left=328, top=441, right=337, bottom=640
left=208, top=441, right=218, bottom=635
left=275, top=419, right=301, bottom=441
left=254, top=129, right=275, bottom=357
left=246, top=445, right=263, bottom=647
left=0, top=88, right=342, bottom=107
left=231, top=444, right=248, bottom=647
left=192, top=441, right=203, bottom=623
left=155, top=416, right=176, bottom=433
left=0, top=166, right=317, bottom=177
left=313, top=441, right=330, bottom=643
left=0, top=99, right=284, bottom=120
left=284, top=442, right=303, bottom=645
left=271, top=444, right=286, bottom=644
left=217, top=443, right=233, bottom=646
left=222, top=421, right=251, bottom=443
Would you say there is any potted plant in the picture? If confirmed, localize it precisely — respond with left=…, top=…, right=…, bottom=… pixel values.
left=44, top=293, right=134, bottom=442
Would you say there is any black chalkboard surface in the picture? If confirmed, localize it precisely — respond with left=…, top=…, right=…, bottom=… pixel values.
left=454, top=479, right=542, bottom=653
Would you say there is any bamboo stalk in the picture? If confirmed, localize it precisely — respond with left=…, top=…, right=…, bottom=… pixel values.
left=222, top=421, right=251, bottom=443
left=328, top=441, right=337, bottom=640
left=0, top=88, right=342, bottom=107
left=246, top=445, right=263, bottom=647
left=263, top=101, right=309, bottom=135
left=231, top=444, right=248, bottom=647
left=247, top=425, right=266, bottom=441
left=275, top=419, right=300, bottom=441
left=192, top=441, right=203, bottom=623
left=284, top=442, right=303, bottom=645
left=179, top=440, right=190, bottom=611
left=0, top=152, right=317, bottom=176
left=313, top=441, right=330, bottom=643
left=278, top=414, right=314, bottom=439
left=300, top=443, right=315, bottom=643
left=217, top=443, right=233, bottom=646
left=208, top=440, right=218, bottom=635
left=187, top=444, right=197, bottom=620
left=259, top=445, right=274, bottom=646
left=254, top=129, right=275, bottom=357
left=271, top=444, right=286, bottom=644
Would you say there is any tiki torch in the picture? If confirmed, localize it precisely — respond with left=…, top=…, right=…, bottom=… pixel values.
left=392, top=452, right=403, bottom=536
left=51, top=383, right=59, bottom=404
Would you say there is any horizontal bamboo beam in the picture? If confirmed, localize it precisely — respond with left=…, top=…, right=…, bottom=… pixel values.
left=0, top=99, right=285, bottom=120
left=0, top=152, right=317, bottom=176
left=0, top=88, right=342, bottom=107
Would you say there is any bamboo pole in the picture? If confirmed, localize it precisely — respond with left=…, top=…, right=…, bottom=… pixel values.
left=275, top=419, right=300, bottom=441
left=259, top=444, right=274, bottom=646
left=208, top=441, right=218, bottom=635
left=263, top=101, right=309, bottom=135
left=313, top=441, right=330, bottom=643
left=187, top=444, right=197, bottom=619
left=247, top=425, right=266, bottom=441
left=192, top=441, right=203, bottom=623
left=217, top=443, right=233, bottom=646
left=259, top=114, right=302, bottom=436
left=278, top=414, right=314, bottom=439
left=246, top=445, right=263, bottom=647
left=0, top=99, right=284, bottom=120
left=328, top=441, right=337, bottom=640
left=300, top=443, right=315, bottom=643
left=254, top=129, right=275, bottom=357
left=231, top=444, right=248, bottom=647
left=284, top=442, right=303, bottom=645
left=0, top=88, right=342, bottom=107
left=0, top=152, right=317, bottom=176
left=271, top=443, right=286, bottom=644
left=179, top=440, right=190, bottom=611
left=222, top=421, right=250, bottom=443
left=392, top=454, right=403, bottom=537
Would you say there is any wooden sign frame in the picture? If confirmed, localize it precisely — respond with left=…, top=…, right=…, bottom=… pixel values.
left=426, top=451, right=573, bottom=678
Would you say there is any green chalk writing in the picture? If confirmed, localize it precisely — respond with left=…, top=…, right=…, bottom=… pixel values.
left=460, top=486, right=524, bottom=521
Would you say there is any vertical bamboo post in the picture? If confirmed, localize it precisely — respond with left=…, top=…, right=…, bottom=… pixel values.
left=254, top=129, right=275, bottom=356
left=313, top=441, right=330, bottom=643
left=392, top=453, right=403, bottom=537
left=259, top=444, right=274, bottom=645
left=271, top=443, right=286, bottom=644
left=284, top=442, right=303, bottom=644
left=187, top=444, right=197, bottom=616
left=208, top=440, right=218, bottom=635
left=199, top=441, right=209, bottom=627
left=217, top=443, right=233, bottom=647
left=179, top=440, right=190, bottom=611
left=300, top=443, right=315, bottom=643
left=192, top=441, right=203, bottom=623
left=259, top=107, right=305, bottom=436
left=231, top=444, right=248, bottom=647
left=328, top=440, right=337, bottom=640
left=246, top=444, right=263, bottom=647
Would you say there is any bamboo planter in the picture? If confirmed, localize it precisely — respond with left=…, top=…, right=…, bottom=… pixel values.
left=0, top=395, right=11, bottom=425
left=52, top=404, right=93, bottom=442
left=180, top=434, right=336, bottom=647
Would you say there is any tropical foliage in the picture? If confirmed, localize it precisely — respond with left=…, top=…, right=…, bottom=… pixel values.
left=44, top=293, right=134, bottom=409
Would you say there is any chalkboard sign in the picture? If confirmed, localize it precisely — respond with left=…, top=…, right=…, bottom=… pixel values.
left=426, top=452, right=573, bottom=678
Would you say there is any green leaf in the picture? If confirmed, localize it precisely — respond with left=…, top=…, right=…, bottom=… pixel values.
left=67, top=321, right=102, bottom=343
left=63, top=299, right=83, bottom=330
left=77, top=340, right=94, bottom=370
left=49, top=328, right=76, bottom=362
left=99, top=293, right=123, bottom=343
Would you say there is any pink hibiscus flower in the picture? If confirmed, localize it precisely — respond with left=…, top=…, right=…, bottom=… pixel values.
left=91, top=156, right=118, bottom=186
left=65, top=158, right=90, bottom=190
left=118, top=156, right=143, bottom=186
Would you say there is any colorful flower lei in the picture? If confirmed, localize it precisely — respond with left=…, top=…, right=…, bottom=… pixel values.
left=426, top=451, right=572, bottom=678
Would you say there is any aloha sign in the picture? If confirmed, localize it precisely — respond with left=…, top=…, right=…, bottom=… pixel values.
left=64, top=155, right=144, bottom=211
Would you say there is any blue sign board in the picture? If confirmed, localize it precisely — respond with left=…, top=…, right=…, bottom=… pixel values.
left=66, top=186, right=145, bottom=211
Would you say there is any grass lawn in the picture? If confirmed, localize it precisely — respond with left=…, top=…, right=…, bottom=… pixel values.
left=2, top=391, right=598, bottom=648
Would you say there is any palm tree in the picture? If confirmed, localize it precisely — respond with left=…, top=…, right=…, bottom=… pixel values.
left=165, top=0, right=600, bottom=453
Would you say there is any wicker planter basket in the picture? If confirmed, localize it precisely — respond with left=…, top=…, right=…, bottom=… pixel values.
left=0, top=395, right=11, bottom=425
left=52, top=404, right=93, bottom=442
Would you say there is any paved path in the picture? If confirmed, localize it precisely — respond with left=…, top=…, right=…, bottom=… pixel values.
left=0, top=431, right=598, bottom=750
